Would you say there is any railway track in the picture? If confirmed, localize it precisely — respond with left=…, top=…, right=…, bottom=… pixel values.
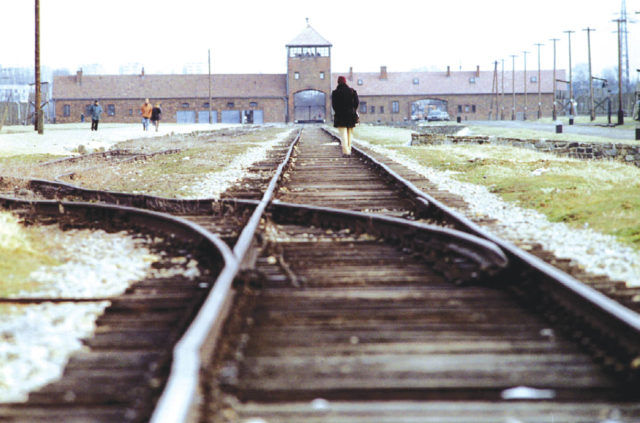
left=0, top=126, right=639, bottom=422
left=0, top=199, right=235, bottom=422
left=191, top=126, right=640, bottom=422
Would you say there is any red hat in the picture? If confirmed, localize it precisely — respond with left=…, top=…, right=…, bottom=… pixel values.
left=337, top=76, right=347, bottom=84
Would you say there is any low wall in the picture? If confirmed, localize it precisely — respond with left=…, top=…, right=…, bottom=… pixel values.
left=410, top=133, right=640, bottom=167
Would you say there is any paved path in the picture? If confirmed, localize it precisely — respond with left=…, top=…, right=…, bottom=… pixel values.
left=467, top=120, right=638, bottom=141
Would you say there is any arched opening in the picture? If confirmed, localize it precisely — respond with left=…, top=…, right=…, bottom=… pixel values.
left=294, top=90, right=326, bottom=123
left=411, top=98, right=448, bottom=120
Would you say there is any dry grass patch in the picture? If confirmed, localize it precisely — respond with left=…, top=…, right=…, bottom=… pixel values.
left=354, top=124, right=640, bottom=249
left=68, top=126, right=289, bottom=197
left=398, top=143, right=640, bottom=248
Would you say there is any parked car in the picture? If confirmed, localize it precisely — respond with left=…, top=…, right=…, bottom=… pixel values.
left=426, top=110, right=450, bottom=121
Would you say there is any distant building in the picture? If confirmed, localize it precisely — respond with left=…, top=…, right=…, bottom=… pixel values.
left=118, top=63, right=145, bottom=75
left=52, top=24, right=565, bottom=124
left=0, top=85, right=30, bottom=103
left=182, top=62, right=207, bottom=75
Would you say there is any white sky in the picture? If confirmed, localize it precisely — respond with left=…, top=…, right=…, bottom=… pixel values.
left=2, top=0, right=639, bottom=79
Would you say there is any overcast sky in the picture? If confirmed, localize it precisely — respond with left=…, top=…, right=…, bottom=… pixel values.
left=2, top=0, right=639, bottom=79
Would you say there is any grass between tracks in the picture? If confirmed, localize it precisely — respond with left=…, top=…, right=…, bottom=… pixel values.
left=354, top=124, right=640, bottom=249
left=0, top=126, right=289, bottom=293
left=0, top=212, right=59, bottom=296
left=68, top=126, right=289, bottom=197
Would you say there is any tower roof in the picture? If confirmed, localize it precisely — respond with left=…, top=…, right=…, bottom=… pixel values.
left=286, top=22, right=332, bottom=47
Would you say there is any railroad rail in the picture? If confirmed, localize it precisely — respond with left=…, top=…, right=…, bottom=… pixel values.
left=0, top=198, right=235, bottom=422
left=0, top=126, right=639, bottom=422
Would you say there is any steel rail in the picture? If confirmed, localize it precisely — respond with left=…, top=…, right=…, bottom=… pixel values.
left=150, top=127, right=303, bottom=423
left=2, top=176, right=261, bottom=215
left=322, top=128, right=640, bottom=378
left=267, top=200, right=509, bottom=282
left=0, top=196, right=237, bottom=422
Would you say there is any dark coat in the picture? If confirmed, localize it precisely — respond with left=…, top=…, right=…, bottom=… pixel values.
left=151, top=106, right=162, bottom=121
left=90, top=104, right=103, bottom=120
left=331, top=83, right=359, bottom=128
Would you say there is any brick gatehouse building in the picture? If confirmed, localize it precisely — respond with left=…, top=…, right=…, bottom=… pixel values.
left=52, top=24, right=564, bottom=125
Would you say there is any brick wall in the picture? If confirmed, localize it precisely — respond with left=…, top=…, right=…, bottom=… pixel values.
left=287, top=55, right=332, bottom=122
left=55, top=97, right=286, bottom=124
left=356, top=93, right=556, bottom=124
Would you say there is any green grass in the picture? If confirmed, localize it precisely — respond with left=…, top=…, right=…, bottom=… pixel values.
left=355, top=124, right=640, bottom=250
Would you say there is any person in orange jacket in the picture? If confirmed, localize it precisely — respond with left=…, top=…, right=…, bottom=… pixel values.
left=141, top=98, right=153, bottom=131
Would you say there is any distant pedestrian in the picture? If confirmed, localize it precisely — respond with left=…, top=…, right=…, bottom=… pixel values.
left=141, top=98, right=153, bottom=131
left=89, top=100, right=103, bottom=131
left=151, top=103, right=162, bottom=132
left=331, top=76, right=359, bottom=155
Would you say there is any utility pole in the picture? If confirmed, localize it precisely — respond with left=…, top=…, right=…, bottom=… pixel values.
left=550, top=38, right=559, bottom=120
left=614, top=18, right=625, bottom=125
left=535, top=43, right=543, bottom=119
left=501, top=58, right=505, bottom=120
left=34, top=0, right=43, bottom=134
left=208, top=49, right=212, bottom=124
left=511, top=55, right=517, bottom=120
left=564, top=30, right=575, bottom=124
left=583, top=27, right=596, bottom=121
left=490, top=61, right=499, bottom=120
left=522, top=51, right=529, bottom=120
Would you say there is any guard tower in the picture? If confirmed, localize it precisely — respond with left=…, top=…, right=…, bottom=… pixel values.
left=286, top=20, right=332, bottom=123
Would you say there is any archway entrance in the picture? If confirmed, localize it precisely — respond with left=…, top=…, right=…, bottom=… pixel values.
left=411, top=98, right=448, bottom=120
left=294, top=90, right=326, bottom=123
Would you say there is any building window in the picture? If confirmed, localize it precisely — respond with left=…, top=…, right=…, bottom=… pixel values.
left=63, top=104, right=70, bottom=117
left=182, top=102, right=189, bottom=108
left=357, top=79, right=363, bottom=85
left=530, top=76, right=537, bottom=83
left=464, top=105, right=470, bottom=112
left=370, top=105, right=375, bottom=114
left=359, top=102, right=367, bottom=113
left=320, top=72, right=325, bottom=79
left=129, top=109, right=133, bottom=116
left=457, top=105, right=463, bottom=113
left=249, top=102, right=257, bottom=108
left=289, top=46, right=330, bottom=57
left=294, top=72, right=300, bottom=80
left=472, top=105, right=476, bottom=113
left=379, top=106, right=384, bottom=114
left=392, top=101, right=399, bottom=113
left=227, top=102, right=234, bottom=108
left=203, top=102, right=210, bottom=108
left=413, top=78, right=419, bottom=85
left=469, top=77, right=476, bottom=83
left=107, top=104, right=115, bottom=116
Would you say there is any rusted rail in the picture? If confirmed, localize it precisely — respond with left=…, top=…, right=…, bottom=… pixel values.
left=1, top=126, right=639, bottom=422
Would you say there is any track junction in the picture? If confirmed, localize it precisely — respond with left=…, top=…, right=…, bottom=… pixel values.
left=0, top=126, right=639, bottom=422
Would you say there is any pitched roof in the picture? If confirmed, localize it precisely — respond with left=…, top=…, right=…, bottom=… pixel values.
left=332, top=69, right=566, bottom=96
left=286, top=24, right=332, bottom=47
left=53, top=73, right=287, bottom=100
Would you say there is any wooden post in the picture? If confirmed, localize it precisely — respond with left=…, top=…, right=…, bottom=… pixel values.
left=550, top=38, right=559, bottom=121
left=564, top=30, right=575, bottom=124
left=535, top=43, right=543, bottom=119
left=208, top=49, right=212, bottom=124
left=511, top=54, right=517, bottom=120
left=35, top=0, right=43, bottom=134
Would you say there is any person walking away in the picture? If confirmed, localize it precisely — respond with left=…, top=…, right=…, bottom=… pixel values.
left=151, top=103, right=162, bottom=132
left=331, top=76, right=359, bottom=155
left=141, top=98, right=153, bottom=131
left=89, top=100, right=103, bottom=131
